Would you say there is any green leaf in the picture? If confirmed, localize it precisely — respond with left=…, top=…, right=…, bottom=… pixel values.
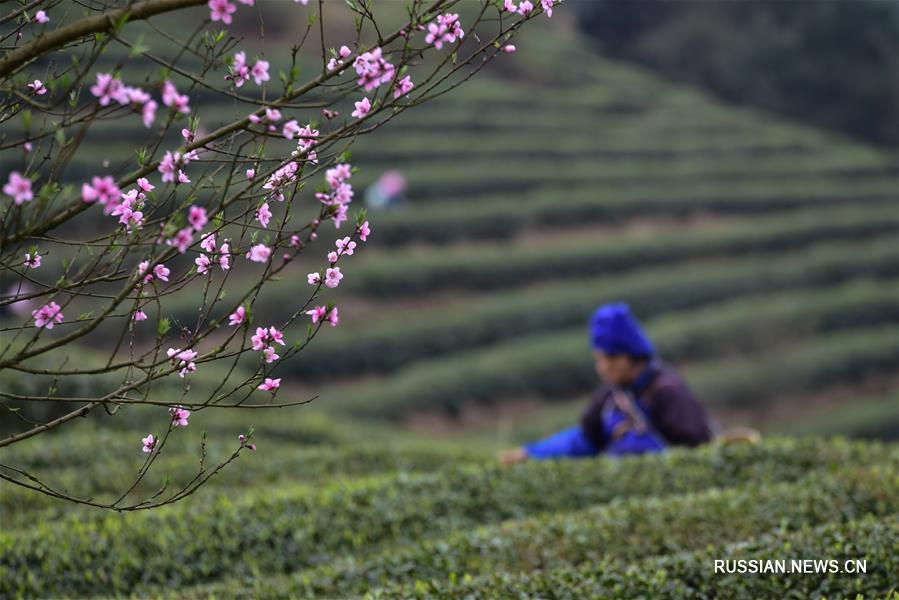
left=129, top=33, right=149, bottom=58
left=157, top=317, right=171, bottom=337
left=114, top=11, right=131, bottom=32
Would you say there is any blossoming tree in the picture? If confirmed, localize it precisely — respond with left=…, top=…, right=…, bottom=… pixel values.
left=0, top=0, right=555, bottom=510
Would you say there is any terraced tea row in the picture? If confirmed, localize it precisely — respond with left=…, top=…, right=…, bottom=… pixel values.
left=164, top=462, right=899, bottom=599
left=0, top=439, right=882, bottom=598
left=341, top=204, right=897, bottom=297
left=367, top=517, right=899, bottom=599
left=292, top=238, right=897, bottom=378
left=368, top=177, right=897, bottom=245
left=323, top=324, right=899, bottom=419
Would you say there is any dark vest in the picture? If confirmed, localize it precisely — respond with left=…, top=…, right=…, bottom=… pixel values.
left=580, top=362, right=714, bottom=451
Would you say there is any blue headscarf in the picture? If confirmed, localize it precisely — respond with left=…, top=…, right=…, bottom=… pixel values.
left=589, top=302, right=655, bottom=358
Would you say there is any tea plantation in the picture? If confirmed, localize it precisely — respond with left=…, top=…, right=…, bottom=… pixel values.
left=1, top=6, right=897, bottom=599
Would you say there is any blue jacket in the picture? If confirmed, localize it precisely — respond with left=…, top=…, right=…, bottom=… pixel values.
left=524, top=362, right=713, bottom=460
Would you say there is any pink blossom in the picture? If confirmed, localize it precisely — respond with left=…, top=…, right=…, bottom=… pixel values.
left=306, top=306, right=327, bottom=323
left=291, top=124, right=319, bottom=163
left=195, top=254, right=212, bottom=274
left=306, top=305, right=338, bottom=327
left=352, top=47, right=396, bottom=92
left=518, top=0, right=534, bottom=15
left=335, top=47, right=354, bottom=67
left=167, top=347, right=198, bottom=377
left=32, top=301, right=63, bottom=329
left=188, top=205, right=208, bottom=231
left=263, top=161, right=299, bottom=201
left=268, top=326, right=285, bottom=346
left=28, top=80, right=47, bottom=95
left=541, top=0, right=554, bottom=17
left=289, top=235, right=301, bottom=248
left=251, top=60, right=270, bottom=85
left=246, top=168, right=255, bottom=179
left=282, top=120, right=301, bottom=140
left=228, top=51, right=250, bottom=87
left=295, top=0, right=309, bottom=5
left=124, top=87, right=155, bottom=128
left=200, top=233, right=217, bottom=253
left=162, top=80, right=190, bottom=114
left=331, top=203, right=348, bottom=229
left=167, top=348, right=198, bottom=363
left=251, top=327, right=268, bottom=351
left=166, top=227, right=193, bottom=254
left=246, top=244, right=271, bottom=263
left=169, top=405, right=191, bottom=427
left=326, top=164, right=352, bottom=189
left=425, top=13, right=464, bottom=50
left=327, top=251, right=338, bottom=264
left=219, top=241, right=231, bottom=270
left=256, top=202, right=272, bottom=228
left=318, top=163, right=354, bottom=215
left=322, top=108, right=339, bottom=119
left=137, top=261, right=152, bottom=283
left=81, top=175, right=120, bottom=210
left=177, top=170, right=190, bottom=184
left=33, top=10, right=49, bottom=24
left=324, top=267, right=343, bottom=288
left=24, top=252, right=41, bottom=269
left=137, top=177, right=155, bottom=193
left=110, top=192, right=143, bottom=230
left=249, top=324, right=283, bottom=362
left=394, top=75, right=414, bottom=98
left=142, top=434, right=156, bottom=453
left=179, top=363, right=197, bottom=377
left=262, top=346, right=279, bottom=363
left=181, top=128, right=194, bottom=142
left=502, top=44, right=517, bottom=53
left=134, top=309, right=148, bottom=321
left=307, top=272, right=321, bottom=285
left=154, top=264, right=171, bottom=282
left=158, top=151, right=178, bottom=183
left=352, top=97, right=371, bottom=119
left=4, top=172, right=33, bottom=205
left=141, top=100, right=158, bottom=127
left=335, top=236, right=356, bottom=256
left=358, top=220, right=371, bottom=241
left=90, top=73, right=127, bottom=106
left=228, top=306, right=245, bottom=326
left=208, top=0, right=237, bottom=25
left=264, top=107, right=282, bottom=123
left=23, top=142, right=32, bottom=153
left=258, top=377, right=281, bottom=392
left=238, top=433, right=256, bottom=451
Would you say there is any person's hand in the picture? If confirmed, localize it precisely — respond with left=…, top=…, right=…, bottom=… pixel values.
left=498, top=447, right=528, bottom=466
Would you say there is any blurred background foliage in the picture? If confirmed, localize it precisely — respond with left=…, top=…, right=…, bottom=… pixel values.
left=573, top=0, right=899, bottom=147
